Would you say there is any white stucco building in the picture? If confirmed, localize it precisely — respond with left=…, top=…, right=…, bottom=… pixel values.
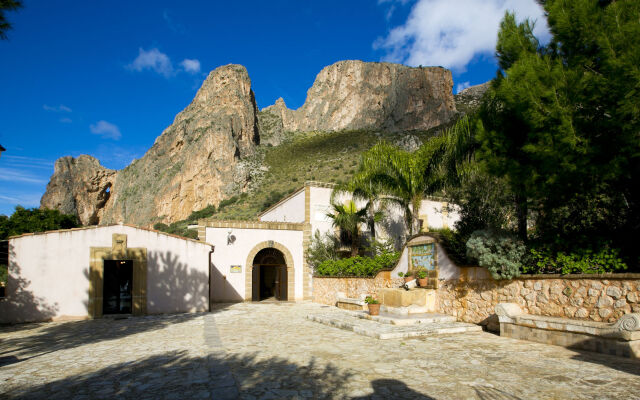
left=199, top=181, right=460, bottom=304
left=0, top=225, right=213, bottom=323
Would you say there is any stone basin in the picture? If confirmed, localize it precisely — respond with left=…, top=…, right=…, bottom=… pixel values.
left=379, top=287, right=437, bottom=315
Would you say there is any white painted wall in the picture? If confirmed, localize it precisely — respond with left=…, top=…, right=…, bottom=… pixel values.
left=0, top=225, right=212, bottom=323
left=205, top=227, right=304, bottom=301
left=418, top=200, right=461, bottom=230
left=309, top=186, right=337, bottom=236
left=259, top=189, right=306, bottom=223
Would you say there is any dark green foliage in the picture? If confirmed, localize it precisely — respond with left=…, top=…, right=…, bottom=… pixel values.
left=0, top=264, right=7, bottom=285
left=314, top=251, right=400, bottom=277
left=187, top=205, right=216, bottom=222
left=0, top=0, right=22, bottom=40
left=153, top=223, right=170, bottom=231
left=217, top=196, right=240, bottom=211
left=428, top=228, right=472, bottom=266
left=477, top=1, right=640, bottom=263
left=261, top=191, right=284, bottom=212
left=466, top=230, right=526, bottom=280
left=525, top=245, right=628, bottom=275
left=0, top=206, right=79, bottom=240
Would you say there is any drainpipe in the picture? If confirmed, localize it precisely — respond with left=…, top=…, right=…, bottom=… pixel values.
left=208, top=245, right=215, bottom=312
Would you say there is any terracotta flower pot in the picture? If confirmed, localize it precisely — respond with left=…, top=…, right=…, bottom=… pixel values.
left=404, top=276, right=414, bottom=283
left=417, top=278, right=428, bottom=287
left=368, top=303, right=381, bottom=316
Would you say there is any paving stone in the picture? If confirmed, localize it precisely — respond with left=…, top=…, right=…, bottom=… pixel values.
left=1, top=302, right=639, bottom=399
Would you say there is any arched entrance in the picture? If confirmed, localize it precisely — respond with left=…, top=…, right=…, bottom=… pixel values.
left=251, top=248, right=287, bottom=301
left=245, top=241, right=295, bottom=301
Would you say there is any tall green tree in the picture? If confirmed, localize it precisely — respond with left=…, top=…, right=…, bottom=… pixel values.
left=478, top=1, right=640, bottom=254
left=0, top=0, right=22, bottom=40
left=0, top=206, right=80, bottom=240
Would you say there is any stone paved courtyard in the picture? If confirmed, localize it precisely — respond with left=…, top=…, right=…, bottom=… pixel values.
left=1, top=302, right=639, bottom=399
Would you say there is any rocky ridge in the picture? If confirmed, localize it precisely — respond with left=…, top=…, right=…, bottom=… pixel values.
left=260, top=60, right=456, bottom=136
left=41, top=61, right=460, bottom=226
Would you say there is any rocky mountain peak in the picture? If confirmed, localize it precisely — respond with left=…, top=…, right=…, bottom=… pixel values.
left=261, top=60, right=457, bottom=133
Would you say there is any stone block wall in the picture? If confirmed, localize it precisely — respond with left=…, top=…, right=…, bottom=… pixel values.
left=312, top=270, right=403, bottom=305
left=437, top=269, right=640, bottom=331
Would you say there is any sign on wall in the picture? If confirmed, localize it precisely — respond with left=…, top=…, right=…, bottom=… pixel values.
left=410, top=243, right=436, bottom=271
left=230, top=265, right=242, bottom=273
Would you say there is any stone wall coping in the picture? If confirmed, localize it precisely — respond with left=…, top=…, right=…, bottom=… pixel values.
left=438, top=272, right=640, bottom=282
left=517, top=273, right=640, bottom=280
left=496, top=303, right=640, bottom=341
left=200, top=220, right=306, bottom=231
left=313, top=269, right=393, bottom=279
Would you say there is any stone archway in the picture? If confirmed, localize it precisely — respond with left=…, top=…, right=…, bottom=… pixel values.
left=245, top=241, right=294, bottom=301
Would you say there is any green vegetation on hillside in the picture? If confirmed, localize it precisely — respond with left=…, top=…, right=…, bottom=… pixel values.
left=213, top=127, right=444, bottom=220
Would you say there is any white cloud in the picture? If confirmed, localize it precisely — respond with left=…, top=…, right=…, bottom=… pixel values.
left=43, top=104, right=72, bottom=112
left=180, top=59, right=201, bottom=74
left=0, top=168, right=47, bottom=184
left=90, top=120, right=122, bottom=140
left=375, top=0, right=550, bottom=71
left=60, top=117, right=73, bottom=123
left=456, top=81, right=471, bottom=93
left=127, top=48, right=174, bottom=78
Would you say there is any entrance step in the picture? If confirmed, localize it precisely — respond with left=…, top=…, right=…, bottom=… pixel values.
left=354, top=311, right=456, bottom=326
left=306, top=309, right=482, bottom=340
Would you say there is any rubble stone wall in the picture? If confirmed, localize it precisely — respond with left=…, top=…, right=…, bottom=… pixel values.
left=437, top=269, right=640, bottom=331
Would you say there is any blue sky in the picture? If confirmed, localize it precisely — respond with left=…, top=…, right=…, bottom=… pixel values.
left=0, top=0, right=548, bottom=217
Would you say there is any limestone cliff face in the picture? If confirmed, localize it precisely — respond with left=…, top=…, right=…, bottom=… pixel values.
left=261, top=60, right=457, bottom=133
left=40, top=155, right=116, bottom=225
left=42, top=64, right=259, bottom=226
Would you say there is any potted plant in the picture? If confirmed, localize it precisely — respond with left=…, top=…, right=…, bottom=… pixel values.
left=399, top=271, right=414, bottom=283
left=365, top=296, right=381, bottom=316
left=416, top=268, right=428, bottom=287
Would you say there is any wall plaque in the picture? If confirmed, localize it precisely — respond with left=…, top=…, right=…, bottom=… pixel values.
left=410, top=243, right=436, bottom=271
left=230, top=265, right=242, bottom=273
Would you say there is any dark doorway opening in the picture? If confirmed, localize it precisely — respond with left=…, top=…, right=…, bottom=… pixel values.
left=103, top=260, right=133, bottom=314
left=252, top=248, right=287, bottom=301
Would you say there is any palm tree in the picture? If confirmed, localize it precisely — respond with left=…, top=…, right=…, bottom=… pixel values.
left=326, top=200, right=368, bottom=257
left=331, top=179, right=385, bottom=243
left=353, top=139, right=446, bottom=235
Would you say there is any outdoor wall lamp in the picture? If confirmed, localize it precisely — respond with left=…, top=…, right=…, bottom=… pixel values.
left=227, top=229, right=236, bottom=245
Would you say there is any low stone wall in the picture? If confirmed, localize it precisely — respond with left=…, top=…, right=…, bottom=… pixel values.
left=437, top=269, right=640, bottom=331
left=312, top=271, right=403, bottom=305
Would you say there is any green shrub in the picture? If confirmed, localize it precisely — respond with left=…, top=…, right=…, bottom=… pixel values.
left=314, top=251, right=400, bottom=277
left=187, top=204, right=216, bottom=222
left=218, top=196, right=239, bottom=211
left=153, top=222, right=169, bottom=231
left=307, top=231, right=339, bottom=269
left=525, top=246, right=627, bottom=275
left=466, top=230, right=526, bottom=280
left=0, top=264, right=7, bottom=285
